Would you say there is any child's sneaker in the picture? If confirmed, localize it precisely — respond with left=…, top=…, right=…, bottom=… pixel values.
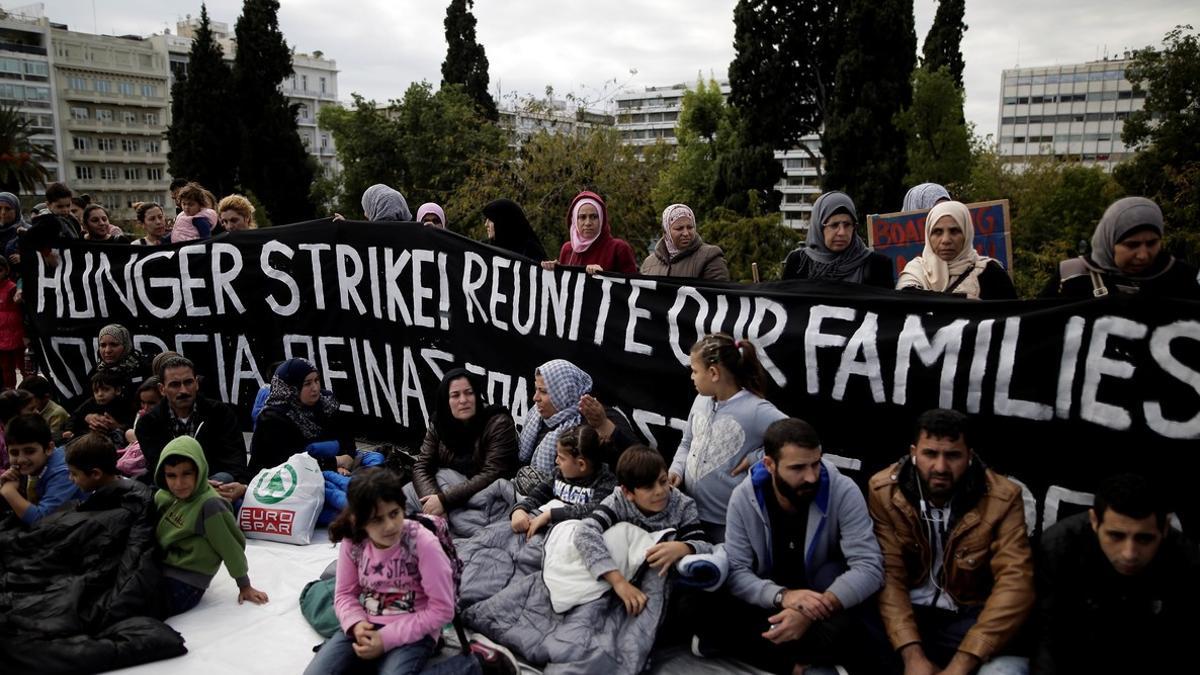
left=469, top=640, right=518, bottom=675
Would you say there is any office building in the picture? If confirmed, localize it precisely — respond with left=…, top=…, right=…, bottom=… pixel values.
left=0, top=9, right=61, bottom=196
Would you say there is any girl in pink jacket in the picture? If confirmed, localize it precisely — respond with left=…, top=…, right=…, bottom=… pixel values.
left=169, top=182, right=217, bottom=243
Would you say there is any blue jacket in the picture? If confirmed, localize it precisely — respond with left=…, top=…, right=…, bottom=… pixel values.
left=724, top=458, right=883, bottom=609
left=22, top=447, right=84, bottom=524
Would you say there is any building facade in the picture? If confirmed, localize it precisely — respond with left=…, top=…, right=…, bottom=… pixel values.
left=497, top=98, right=613, bottom=151
left=0, top=9, right=61, bottom=198
left=50, top=27, right=170, bottom=221
left=997, top=58, right=1146, bottom=171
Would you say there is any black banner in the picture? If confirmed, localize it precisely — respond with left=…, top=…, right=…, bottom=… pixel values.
left=22, top=220, right=1200, bottom=516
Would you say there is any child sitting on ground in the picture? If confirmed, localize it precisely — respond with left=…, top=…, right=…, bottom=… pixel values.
left=66, top=431, right=122, bottom=497
left=17, top=375, right=71, bottom=444
left=116, top=377, right=161, bottom=478
left=1, top=388, right=39, bottom=472
left=305, top=468, right=479, bottom=675
left=65, top=370, right=133, bottom=447
left=510, top=424, right=617, bottom=540
left=0, top=413, right=84, bottom=524
left=573, top=445, right=712, bottom=616
left=154, top=436, right=269, bottom=615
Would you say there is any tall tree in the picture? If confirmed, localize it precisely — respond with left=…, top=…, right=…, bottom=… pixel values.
left=167, top=4, right=238, bottom=198
left=895, top=67, right=972, bottom=189
left=0, top=106, right=55, bottom=194
left=442, top=0, right=497, bottom=121
left=1115, top=26, right=1200, bottom=261
left=822, top=0, right=916, bottom=214
left=922, top=0, right=967, bottom=87
left=651, top=78, right=728, bottom=220
left=233, top=0, right=315, bottom=225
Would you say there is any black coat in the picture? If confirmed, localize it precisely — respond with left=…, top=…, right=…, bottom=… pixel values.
left=1041, top=253, right=1200, bottom=300
left=137, top=395, right=248, bottom=483
left=0, top=479, right=186, bottom=672
left=782, top=249, right=896, bottom=288
left=247, top=406, right=356, bottom=476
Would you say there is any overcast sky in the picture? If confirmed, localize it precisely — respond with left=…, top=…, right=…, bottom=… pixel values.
left=39, top=0, right=1200, bottom=139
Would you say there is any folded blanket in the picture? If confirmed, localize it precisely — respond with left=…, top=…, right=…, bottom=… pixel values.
left=543, top=521, right=673, bottom=614
left=403, top=468, right=516, bottom=539
left=674, top=543, right=728, bottom=591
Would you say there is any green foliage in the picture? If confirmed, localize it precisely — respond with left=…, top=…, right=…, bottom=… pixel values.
left=921, top=0, right=966, bottom=87
left=895, top=67, right=973, bottom=190
left=447, top=128, right=673, bottom=258
left=701, top=207, right=803, bottom=282
left=0, top=105, right=54, bottom=194
left=167, top=4, right=238, bottom=198
left=233, top=0, right=316, bottom=225
left=442, top=0, right=497, bottom=121
left=650, top=78, right=728, bottom=220
left=961, top=148, right=1124, bottom=297
left=823, top=0, right=916, bottom=215
left=1114, top=26, right=1200, bottom=263
left=320, top=83, right=506, bottom=220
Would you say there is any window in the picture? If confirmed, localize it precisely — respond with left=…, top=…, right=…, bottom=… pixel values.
left=147, top=168, right=163, bottom=181
left=97, top=138, right=115, bottom=151
left=301, top=74, right=308, bottom=91
left=320, top=134, right=328, bottom=149
left=118, top=82, right=134, bottom=95
left=24, top=61, right=49, bottom=78
left=146, top=140, right=160, bottom=153
left=71, top=107, right=89, bottom=120
left=297, top=103, right=309, bottom=120
left=25, top=86, right=49, bottom=102
left=144, top=112, right=158, bottom=125
left=121, top=139, right=139, bottom=152
left=141, top=84, right=157, bottom=97
left=73, top=136, right=92, bottom=150
left=75, top=166, right=93, bottom=180
left=96, top=109, right=113, bottom=121
left=0, top=58, right=21, bottom=75
left=69, top=76, right=88, bottom=90
left=100, top=167, right=118, bottom=180
left=95, top=79, right=112, bottom=93
left=124, top=167, right=141, bottom=181
left=121, top=111, right=136, bottom=124
left=320, top=76, right=326, bottom=93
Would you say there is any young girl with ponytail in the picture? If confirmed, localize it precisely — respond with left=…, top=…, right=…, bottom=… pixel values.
left=668, top=333, right=787, bottom=542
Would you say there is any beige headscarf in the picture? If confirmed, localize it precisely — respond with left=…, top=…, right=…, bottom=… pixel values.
left=897, top=200, right=992, bottom=299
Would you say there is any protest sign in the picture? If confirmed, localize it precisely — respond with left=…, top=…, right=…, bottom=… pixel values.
left=868, top=200, right=1014, bottom=279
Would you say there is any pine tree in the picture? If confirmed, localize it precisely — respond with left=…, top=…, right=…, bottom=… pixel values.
left=922, top=0, right=967, bottom=87
left=822, top=0, right=916, bottom=214
left=232, top=0, right=315, bottom=225
left=441, top=0, right=497, bottom=121
left=166, top=4, right=238, bottom=198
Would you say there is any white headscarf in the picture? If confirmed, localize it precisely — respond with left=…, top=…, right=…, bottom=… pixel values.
left=897, top=200, right=992, bottom=299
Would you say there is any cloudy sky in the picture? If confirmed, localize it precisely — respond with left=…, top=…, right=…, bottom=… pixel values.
left=41, top=0, right=1200, bottom=139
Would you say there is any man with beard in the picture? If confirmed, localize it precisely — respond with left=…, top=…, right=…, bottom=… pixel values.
left=867, top=409, right=1033, bottom=675
left=694, top=417, right=883, bottom=674
left=135, top=355, right=248, bottom=487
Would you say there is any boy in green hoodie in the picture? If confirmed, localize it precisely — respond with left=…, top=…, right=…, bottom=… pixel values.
left=154, top=436, right=269, bottom=615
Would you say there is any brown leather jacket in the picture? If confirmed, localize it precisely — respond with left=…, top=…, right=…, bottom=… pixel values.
left=412, top=412, right=518, bottom=510
left=867, top=458, right=1034, bottom=661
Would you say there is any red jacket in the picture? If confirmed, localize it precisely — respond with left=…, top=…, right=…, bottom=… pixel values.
left=556, top=191, right=639, bottom=274
left=0, top=279, right=23, bottom=350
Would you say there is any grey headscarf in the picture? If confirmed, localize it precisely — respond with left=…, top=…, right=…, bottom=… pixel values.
left=902, top=183, right=952, bottom=212
left=361, top=184, right=412, bottom=222
left=1090, top=197, right=1164, bottom=273
left=796, top=191, right=873, bottom=283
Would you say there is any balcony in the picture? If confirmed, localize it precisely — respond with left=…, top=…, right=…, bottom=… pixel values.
left=0, top=42, right=46, bottom=56
left=69, top=179, right=168, bottom=192
left=68, top=148, right=165, bottom=164
left=65, top=118, right=166, bottom=136
left=61, top=88, right=167, bottom=109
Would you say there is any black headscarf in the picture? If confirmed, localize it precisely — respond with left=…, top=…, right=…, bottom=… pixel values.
left=432, top=368, right=507, bottom=455
left=483, top=199, right=547, bottom=261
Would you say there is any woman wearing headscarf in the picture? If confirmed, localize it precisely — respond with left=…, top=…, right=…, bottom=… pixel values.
left=640, top=203, right=730, bottom=281
left=483, top=198, right=547, bottom=261
left=1042, top=196, right=1200, bottom=299
left=90, top=323, right=149, bottom=389
left=544, top=191, right=638, bottom=275
left=901, top=182, right=952, bottom=212
left=897, top=200, right=1017, bottom=300
left=0, top=192, right=28, bottom=257
left=409, top=368, right=518, bottom=517
left=360, top=184, right=412, bottom=221
left=515, top=358, right=639, bottom=493
left=782, top=191, right=894, bottom=287
left=415, top=202, right=446, bottom=228
left=216, top=358, right=356, bottom=503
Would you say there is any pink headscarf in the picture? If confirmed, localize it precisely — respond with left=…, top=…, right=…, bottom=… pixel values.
left=569, top=197, right=605, bottom=253
left=415, top=203, right=446, bottom=228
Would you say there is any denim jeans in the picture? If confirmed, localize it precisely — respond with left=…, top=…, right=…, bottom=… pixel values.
left=304, top=633, right=480, bottom=675
left=164, top=577, right=206, bottom=617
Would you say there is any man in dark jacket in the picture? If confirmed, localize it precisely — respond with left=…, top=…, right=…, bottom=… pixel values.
left=1032, top=473, right=1200, bottom=675
left=867, top=408, right=1033, bottom=675
left=136, top=355, right=247, bottom=485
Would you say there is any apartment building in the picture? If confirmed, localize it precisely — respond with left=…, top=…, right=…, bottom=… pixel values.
left=0, top=9, right=61, bottom=195
left=997, top=58, right=1146, bottom=171
left=497, top=98, right=613, bottom=150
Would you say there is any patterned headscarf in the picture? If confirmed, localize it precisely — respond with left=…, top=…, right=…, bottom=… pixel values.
left=361, top=184, right=412, bottom=222
left=96, top=323, right=143, bottom=379
left=1090, top=197, right=1163, bottom=274
left=262, top=358, right=338, bottom=441
left=518, top=359, right=592, bottom=475
left=661, top=204, right=696, bottom=257
left=798, top=191, right=873, bottom=283
left=901, top=183, right=952, bottom=212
